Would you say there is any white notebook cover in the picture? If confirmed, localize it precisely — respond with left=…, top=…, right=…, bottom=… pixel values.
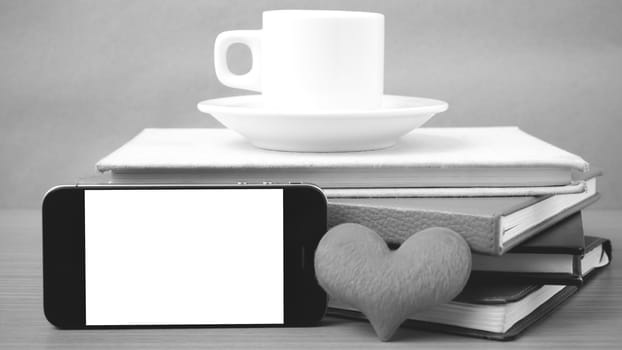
left=95, top=127, right=589, bottom=191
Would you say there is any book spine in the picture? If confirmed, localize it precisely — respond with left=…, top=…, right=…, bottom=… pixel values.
left=327, top=203, right=498, bottom=255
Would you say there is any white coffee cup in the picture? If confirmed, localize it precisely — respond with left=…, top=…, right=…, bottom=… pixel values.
left=214, top=10, right=384, bottom=110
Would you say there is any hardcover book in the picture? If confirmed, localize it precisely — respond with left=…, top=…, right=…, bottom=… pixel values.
left=328, top=244, right=610, bottom=341
left=329, top=284, right=576, bottom=341
left=470, top=213, right=612, bottom=285
left=95, top=127, right=590, bottom=196
left=328, top=178, right=599, bottom=255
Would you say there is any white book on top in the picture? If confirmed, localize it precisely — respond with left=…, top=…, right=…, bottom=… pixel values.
left=95, top=127, right=590, bottom=197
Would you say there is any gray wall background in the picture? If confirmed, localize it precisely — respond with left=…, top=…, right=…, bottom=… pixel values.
left=1, top=0, right=621, bottom=209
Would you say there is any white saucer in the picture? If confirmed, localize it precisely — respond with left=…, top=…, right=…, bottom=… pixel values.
left=197, top=95, right=448, bottom=152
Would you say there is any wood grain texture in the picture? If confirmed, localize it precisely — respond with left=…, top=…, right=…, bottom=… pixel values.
left=1, top=209, right=620, bottom=349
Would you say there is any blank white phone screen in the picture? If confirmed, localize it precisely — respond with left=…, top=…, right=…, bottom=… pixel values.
left=84, top=189, right=284, bottom=325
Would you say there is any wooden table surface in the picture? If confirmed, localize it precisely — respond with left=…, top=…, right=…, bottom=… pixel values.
left=1, top=209, right=620, bottom=349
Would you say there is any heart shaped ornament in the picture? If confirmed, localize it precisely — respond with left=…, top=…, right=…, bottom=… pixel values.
left=315, top=223, right=471, bottom=341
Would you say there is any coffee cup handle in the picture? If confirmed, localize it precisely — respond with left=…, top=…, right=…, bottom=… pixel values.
left=214, top=30, right=262, bottom=92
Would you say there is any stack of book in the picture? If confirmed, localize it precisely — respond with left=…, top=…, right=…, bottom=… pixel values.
left=93, top=126, right=612, bottom=340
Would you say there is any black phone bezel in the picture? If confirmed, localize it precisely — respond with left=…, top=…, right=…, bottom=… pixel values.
left=42, top=184, right=327, bottom=329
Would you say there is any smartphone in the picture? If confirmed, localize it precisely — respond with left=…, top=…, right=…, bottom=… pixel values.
left=42, top=184, right=327, bottom=329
